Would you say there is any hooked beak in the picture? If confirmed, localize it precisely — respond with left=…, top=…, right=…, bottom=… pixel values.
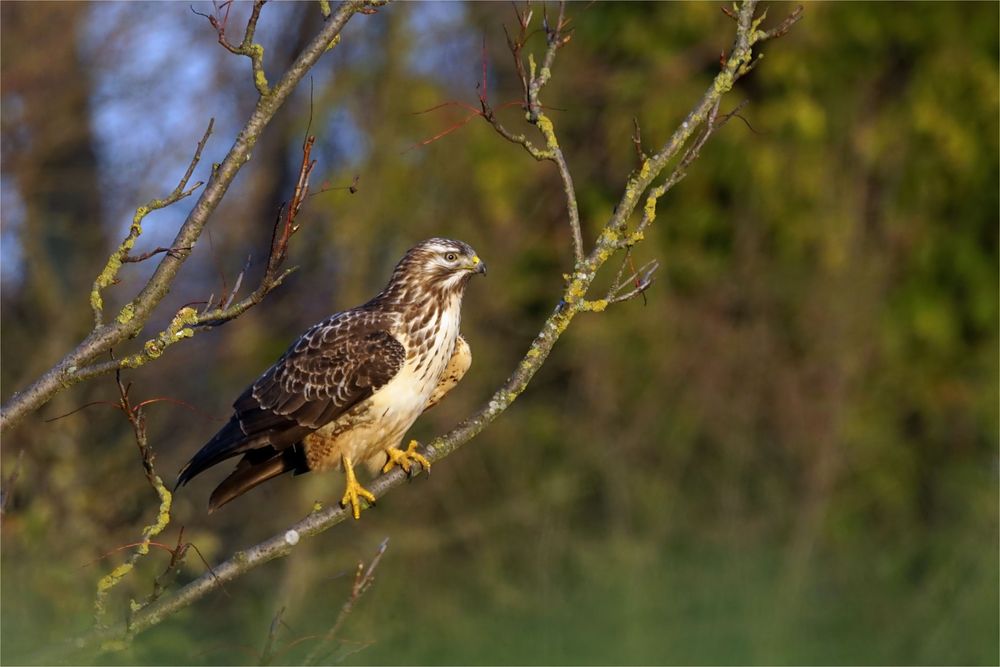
left=469, top=255, right=486, bottom=276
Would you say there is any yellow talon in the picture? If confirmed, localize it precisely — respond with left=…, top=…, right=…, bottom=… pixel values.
left=382, top=440, right=431, bottom=475
left=340, top=455, right=375, bottom=520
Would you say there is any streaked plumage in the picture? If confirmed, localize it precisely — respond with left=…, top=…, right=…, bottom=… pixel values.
left=176, top=238, right=485, bottom=517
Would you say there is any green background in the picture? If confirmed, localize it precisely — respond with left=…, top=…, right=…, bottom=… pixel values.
left=1, top=2, right=996, bottom=664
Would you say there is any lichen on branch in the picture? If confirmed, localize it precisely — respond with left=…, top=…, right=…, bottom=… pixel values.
left=31, top=2, right=802, bottom=659
left=0, top=0, right=384, bottom=433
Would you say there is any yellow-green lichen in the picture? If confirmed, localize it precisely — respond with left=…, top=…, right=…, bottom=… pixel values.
left=536, top=114, right=558, bottom=150
left=94, top=474, right=172, bottom=626
left=90, top=289, right=104, bottom=315
left=714, top=70, right=735, bottom=95
left=565, top=279, right=589, bottom=302
left=176, top=307, right=198, bottom=325
left=117, top=302, right=136, bottom=325
left=638, top=159, right=651, bottom=181
left=120, top=353, right=146, bottom=369
left=144, top=482, right=172, bottom=541
left=579, top=299, right=609, bottom=313
left=751, top=8, right=768, bottom=34
left=247, top=44, right=269, bottom=94
left=254, top=68, right=269, bottom=94
left=318, top=0, right=331, bottom=17
left=144, top=340, right=164, bottom=359
left=91, top=206, right=149, bottom=324
left=97, top=564, right=135, bottom=593
left=644, top=191, right=660, bottom=224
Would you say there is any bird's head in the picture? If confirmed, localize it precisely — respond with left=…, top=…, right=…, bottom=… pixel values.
left=389, top=238, right=486, bottom=296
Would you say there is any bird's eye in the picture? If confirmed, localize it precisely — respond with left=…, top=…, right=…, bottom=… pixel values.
left=444, top=252, right=458, bottom=262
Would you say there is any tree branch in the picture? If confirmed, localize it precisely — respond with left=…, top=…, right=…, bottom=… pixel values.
left=92, top=371, right=173, bottom=634
left=481, top=1, right=583, bottom=267
left=90, top=120, right=212, bottom=328
left=38, top=1, right=800, bottom=657
left=0, top=0, right=385, bottom=433
left=202, top=0, right=272, bottom=96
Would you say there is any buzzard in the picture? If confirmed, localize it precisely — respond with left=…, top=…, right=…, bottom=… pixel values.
left=176, top=238, right=485, bottom=519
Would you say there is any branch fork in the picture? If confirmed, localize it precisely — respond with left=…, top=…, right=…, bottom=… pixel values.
left=26, top=2, right=803, bottom=658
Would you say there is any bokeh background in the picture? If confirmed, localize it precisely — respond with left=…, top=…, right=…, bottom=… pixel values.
left=2, top=2, right=997, bottom=665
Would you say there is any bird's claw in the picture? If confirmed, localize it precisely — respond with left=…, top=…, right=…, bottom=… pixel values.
left=340, top=455, right=375, bottom=520
left=341, top=478, right=376, bottom=520
left=382, top=440, right=431, bottom=476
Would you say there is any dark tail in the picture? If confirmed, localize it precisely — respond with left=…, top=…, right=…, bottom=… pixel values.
left=208, top=445, right=307, bottom=512
left=175, top=416, right=254, bottom=490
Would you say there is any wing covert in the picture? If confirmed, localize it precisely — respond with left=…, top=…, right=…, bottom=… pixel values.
left=244, top=313, right=406, bottom=434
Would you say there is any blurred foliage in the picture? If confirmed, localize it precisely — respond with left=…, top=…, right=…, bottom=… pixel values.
left=1, top=2, right=997, bottom=665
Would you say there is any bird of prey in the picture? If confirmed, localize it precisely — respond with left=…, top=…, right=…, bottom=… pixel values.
left=176, top=238, right=485, bottom=519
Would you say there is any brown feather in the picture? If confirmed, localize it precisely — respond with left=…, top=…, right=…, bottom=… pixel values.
left=176, top=238, right=484, bottom=511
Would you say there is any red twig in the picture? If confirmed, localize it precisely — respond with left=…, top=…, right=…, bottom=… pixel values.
left=43, top=395, right=225, bottom=424
left=308, top=174, right=361, bottom=199
left=267, top=136, right=315, bottom=277
left=81, top=541, right=182, bottom=569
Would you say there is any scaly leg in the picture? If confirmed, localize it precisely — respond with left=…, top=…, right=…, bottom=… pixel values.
left=340, top=455, right=375, bottom=520
left=382, top=440, right=431, bottom=475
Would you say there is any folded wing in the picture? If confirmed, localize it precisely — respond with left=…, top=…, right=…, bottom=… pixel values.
left=175, top=311, right=405, bottom=509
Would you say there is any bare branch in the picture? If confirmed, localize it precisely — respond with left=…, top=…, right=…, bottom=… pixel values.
left=481, top=0, right=584, bottom=267
left=1, top=0, right=382, bottom=432
left=259, top=606, right=286, bottom=666
left=632, top=117, right=646, bottom=164
left=122, top=246, right=193, bottom=264
left=34, top=2, right=801, bottom=656
left=91, top=119, right=213, bottom=327
left=756, top=4, right=803, bottom=42
left=303, top=538, right=388, bottom=665
left=93, top=370, right=173, bottom=631
left=608, top=259, right=660, bottom=304
left=203, top=0, right=272, bottom=96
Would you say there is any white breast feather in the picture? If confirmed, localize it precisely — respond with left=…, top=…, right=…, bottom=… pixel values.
left=345, top=298, right=462, bottom=467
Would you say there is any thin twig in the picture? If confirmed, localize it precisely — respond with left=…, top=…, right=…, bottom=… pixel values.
left=303, top=538, right=389, bottom=665
left=38, top=3, right=801, bottom=657
left=757, top=5, right=804, bottom=42
left=93, top=369, right=174, bottom=631
left=608, top=259, right=660, bottom=304
left=2, top=0, right=379, bottom=433
left=0, top=450, right=24, bottom=515
left=203, top=0, right=271, bottom=96
left=90, top=119, right=213, bottom=327
left=632, top=117, right=645, bottom=163
left=259, top=606, right=286, bottom=666
left=479, top=0, right=583, bottom=266
left=122, top=246, right=193, bottom=264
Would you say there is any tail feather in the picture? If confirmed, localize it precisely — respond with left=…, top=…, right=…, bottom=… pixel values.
left=207, top=446, right=307, bottom=512
left=175, top=416, right=254, bottom=490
